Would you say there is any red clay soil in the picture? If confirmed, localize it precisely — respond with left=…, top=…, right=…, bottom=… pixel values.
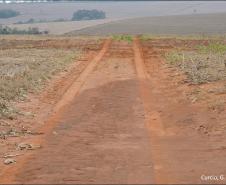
left=1, top=38, right=226, bottom=184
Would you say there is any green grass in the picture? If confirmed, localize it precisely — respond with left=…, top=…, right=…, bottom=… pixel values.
left=165, top=51, right=183, bottom=65
left=112, top=34, right=133, bottom=43
left=197, top=42, right=226, bottom=55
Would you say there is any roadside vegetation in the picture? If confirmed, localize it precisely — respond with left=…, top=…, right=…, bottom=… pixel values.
left=112, top=35, right=133, bottom=43
left=0, top=47, right=81, bottom=119
left=0, top=25, right=48, bottom=35
left=0, top=9, right=20, bottom=19
left=165, top=42, right=226, bottom=84
left=139, top=34, right=226, bottom=41
left=197, top=42, right=226, bottom=55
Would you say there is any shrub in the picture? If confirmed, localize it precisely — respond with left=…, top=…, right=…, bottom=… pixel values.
left=165, top=50, right=226, bottom=84
left=72, top=9, right=106, bottom=21
left=0, top=9, right=20, bottom=19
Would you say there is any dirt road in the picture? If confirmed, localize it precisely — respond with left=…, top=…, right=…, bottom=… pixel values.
left=1, top=38, right=226, bottom=184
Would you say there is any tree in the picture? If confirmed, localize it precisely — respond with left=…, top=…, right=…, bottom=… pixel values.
left=72, top=9, right=106, bottom=21
left=0, top=9, right=20, bottom=19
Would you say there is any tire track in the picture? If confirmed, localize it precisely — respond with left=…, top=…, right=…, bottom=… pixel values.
left=53, top=38, right=111, bottom=113
left=133, top=37, right=166, bottom=137
left=133, top=37, right=171, bottom=184
left=133, top=37, right=226, bottom=184
left=0, top=39, right=111, bottom=184
left=0, top=39, right=155, bottom=184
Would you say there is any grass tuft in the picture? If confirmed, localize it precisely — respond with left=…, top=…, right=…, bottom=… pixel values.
left=112, top=34, right=133, bottom=43
left=197, top=42, right=226, bottom=55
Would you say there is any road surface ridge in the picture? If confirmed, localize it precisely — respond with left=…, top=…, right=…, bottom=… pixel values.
left=133, top=38, right=170, bottom=184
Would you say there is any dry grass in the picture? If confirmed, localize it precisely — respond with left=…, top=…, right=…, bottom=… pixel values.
left=0, top=48, right=81, bottom=119
left=165, top=42, right=226, bottom=84
left=140, top=34, right=226, bottom=41
left=187, top=87, right=208, bottom=103
left=208, top=99, right=225, bottom=113
left=0, top=35, right=103, bottom=41
left=0, top=35, right=102, bottom=51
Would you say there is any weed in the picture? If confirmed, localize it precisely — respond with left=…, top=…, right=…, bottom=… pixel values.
left=197, top=42, right=226, bottom=55
left=112, top=34, right=133, bottom=43
left=165, top=50, right=226, bottom=84
left=165, top=51, right=183, bottom=65
left=139, top=34, right=152, bottom=41
left=139, top=34, right=226, bottom=41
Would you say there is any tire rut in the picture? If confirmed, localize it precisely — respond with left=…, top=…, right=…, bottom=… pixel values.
left=136, top=37, right=226, bottom=184
left=0, top=39, right=111, bottom=184
left=0, top=39, right=155, bottom=184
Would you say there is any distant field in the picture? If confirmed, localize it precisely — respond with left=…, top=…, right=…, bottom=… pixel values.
left=7, top=19, right=115, bottom=35
left=1, top=1, right=226, bottom=35
left=68, top=13, right=226, bottom=36
left=1, top=1, right=226, bottom=25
